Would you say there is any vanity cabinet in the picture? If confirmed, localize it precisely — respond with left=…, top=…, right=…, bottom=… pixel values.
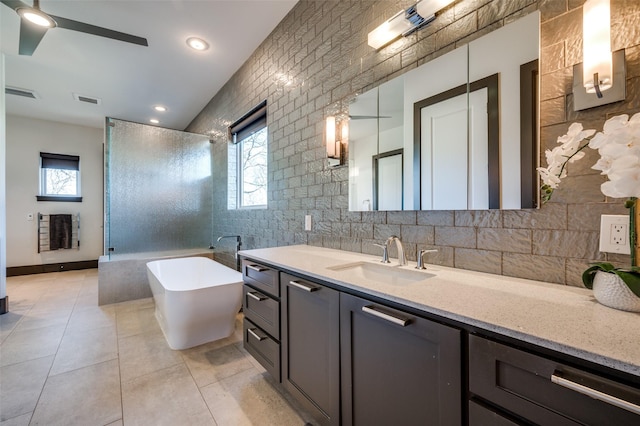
left=340, top=292, right=462, bottom=426
left=241, top=259, right=281, bottom=381
left=468, top=335, right=640, bottom=426
left=281, top=273, right=340, bottom=426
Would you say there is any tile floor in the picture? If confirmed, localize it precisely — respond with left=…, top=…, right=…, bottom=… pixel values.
left=0, top=269, right=314, bottom=425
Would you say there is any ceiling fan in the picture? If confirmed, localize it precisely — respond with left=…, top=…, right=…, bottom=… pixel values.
left=1, top=0, right=148, bottom=56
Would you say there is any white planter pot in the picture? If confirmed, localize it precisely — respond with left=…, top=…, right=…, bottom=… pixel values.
left=592, top=270, right=640, bottom=313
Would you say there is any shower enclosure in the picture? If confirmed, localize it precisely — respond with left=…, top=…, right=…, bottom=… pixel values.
left=99, top=118, right=214, bottom=304
left=105, top=118, right=213, bottom=257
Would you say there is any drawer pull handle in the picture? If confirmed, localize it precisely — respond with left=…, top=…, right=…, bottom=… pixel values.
left=247, top=264, right=267, bottom=272
left=247, top=291, right=267, bottom=301
left=551, top=374, right=640, bottom=415
left=289, top=280, right=319, bottom=292
left=362, top=305, right=409, bottom=326
left=248, top=328, right=266, bottom=341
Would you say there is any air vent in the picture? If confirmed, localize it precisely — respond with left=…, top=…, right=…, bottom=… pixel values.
left=5, top=86, right=39, bottom=99
left=73, top=93, right=102, bottom=105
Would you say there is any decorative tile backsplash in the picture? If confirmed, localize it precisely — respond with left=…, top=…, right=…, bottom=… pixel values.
left=187, top=0, right=640, bottom=287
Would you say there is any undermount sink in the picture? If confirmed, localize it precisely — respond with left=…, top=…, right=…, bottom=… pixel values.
left=326, top=261, right=434, bottom=286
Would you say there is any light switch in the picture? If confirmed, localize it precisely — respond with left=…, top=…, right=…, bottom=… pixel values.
left=304, top=215, right=312, bottom=231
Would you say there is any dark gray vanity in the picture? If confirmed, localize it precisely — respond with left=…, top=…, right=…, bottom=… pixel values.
left=239, top=246, right=640, bottom=426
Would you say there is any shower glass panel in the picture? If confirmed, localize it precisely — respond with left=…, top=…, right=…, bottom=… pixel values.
left=105, top=118, right=213, bottom=259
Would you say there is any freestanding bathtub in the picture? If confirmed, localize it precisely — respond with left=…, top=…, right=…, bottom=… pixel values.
left=146, top=256, right=243, bottom=350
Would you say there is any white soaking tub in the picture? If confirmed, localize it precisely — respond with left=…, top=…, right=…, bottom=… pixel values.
left=146, top=256, right=242, bottom=350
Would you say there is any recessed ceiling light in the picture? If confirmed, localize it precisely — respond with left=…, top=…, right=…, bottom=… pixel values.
left=186, top=37, right=209, bottom=51
left=150, top=119, right=160, bottom=124
left=154, top=105, right=167, bottom=112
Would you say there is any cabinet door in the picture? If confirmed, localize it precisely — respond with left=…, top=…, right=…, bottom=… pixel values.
left=281, top=273, right=340, bottom=426
left=340, top=292, right=461, bottom=426
left=469, top=335, right=640, bottom=426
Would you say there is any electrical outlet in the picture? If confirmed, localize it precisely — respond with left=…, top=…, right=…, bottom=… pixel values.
left=599, top=215, right=631, bottom=254
left=304, top=215, right=312, bottom=231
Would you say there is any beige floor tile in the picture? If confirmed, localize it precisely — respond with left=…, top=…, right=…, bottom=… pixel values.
left=104, top=420, right=123, bottom=426
left=50, top=325, right=118, bottom=376
left=66, top=304, right=116, bottom=332
left=0, top=312, right=25, bottom=344
left=201, top=368, right=306, bottom=426
left=11, top=308, right=72, bottom=333
left=113, top=297, right=154, bottom=315
left=0, top=356, right=53, bottom=421
left=0, top=325, right=65, bottom=367
left=182, top=340, right=254, bottom=388
left=0, top=412, right=31, bottom=426
left=29, top=359, right=121, bottom=426
left=122, top=363, right=215, bottom=426
left=118, top=329, right=183, bottom=381
left=115, top=305, right=159, bottom=338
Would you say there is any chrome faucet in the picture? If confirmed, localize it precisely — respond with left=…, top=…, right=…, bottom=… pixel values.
left=416, top=249, right=438, bottom=270
left=386, top=235, right=406, bottom=266
left=216, top=235, right=242, bottom=271
left=373, top=242, right=390, bottom=263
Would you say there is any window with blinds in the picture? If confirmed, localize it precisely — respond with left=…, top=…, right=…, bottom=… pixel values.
left=228, top=101, right=267, bottom=209
left=37, top=152, right=82, bottom=202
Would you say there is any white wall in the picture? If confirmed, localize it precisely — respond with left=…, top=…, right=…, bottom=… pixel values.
left=6, top=115, right=103, bottom=267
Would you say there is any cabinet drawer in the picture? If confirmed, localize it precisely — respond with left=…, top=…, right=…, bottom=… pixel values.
left=469, top=335, right=640, bottom=426
left=242, top=259, right=279, bottom=297
left=243, top=318, right=280, bottom=381
left=468, top=401, right=521, bottom=426
left=242, top=285, right=279, bottom=340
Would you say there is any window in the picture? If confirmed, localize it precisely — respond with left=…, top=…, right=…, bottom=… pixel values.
left=228, top=101, right=267, bottom=209
left=37, top=152, right=82, bottom=202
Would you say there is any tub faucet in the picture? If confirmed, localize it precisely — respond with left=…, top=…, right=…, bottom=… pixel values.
left=386, top=235, right=406, bottom=266
left=216, top=235, right=242, bottom=271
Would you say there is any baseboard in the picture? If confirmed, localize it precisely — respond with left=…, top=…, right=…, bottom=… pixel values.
left=6, top=260, right=99, bottom=277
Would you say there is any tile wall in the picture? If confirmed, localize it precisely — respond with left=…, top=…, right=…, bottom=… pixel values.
left=187, top=0, right=640, bottom=287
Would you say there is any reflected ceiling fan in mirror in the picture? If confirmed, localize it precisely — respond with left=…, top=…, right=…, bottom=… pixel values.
left=1, top=0, right=148, bottom=56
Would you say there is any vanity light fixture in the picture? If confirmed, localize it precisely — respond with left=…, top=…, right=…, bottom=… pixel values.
left=583, top=0, right=612, bottom=97
left=186, top=37, right=209, bottom=51
left=573, top=0, right=626, bottom=111
left=367, top=0, right=454, bottom=49
left=326, top=116, right=348, bottom=167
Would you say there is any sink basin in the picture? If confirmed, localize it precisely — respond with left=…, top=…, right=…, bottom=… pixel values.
left=326, top=261, right=433, bottom=286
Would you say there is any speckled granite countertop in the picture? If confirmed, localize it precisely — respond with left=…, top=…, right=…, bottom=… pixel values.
left=239, top=244, right=640, bottom=378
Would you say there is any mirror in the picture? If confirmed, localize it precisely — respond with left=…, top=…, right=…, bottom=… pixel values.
left=348, top=11, right=540, bottom=211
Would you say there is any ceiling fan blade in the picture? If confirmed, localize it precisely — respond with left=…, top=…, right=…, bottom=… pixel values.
left=0, top=0, right=30, bottom=12
left=19, top=17, right=48, bottom=55
left=49, top=14, right=148, bottom=47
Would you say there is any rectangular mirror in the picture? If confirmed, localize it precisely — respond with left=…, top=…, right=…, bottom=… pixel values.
left=348, top=11, right=540, bottom=211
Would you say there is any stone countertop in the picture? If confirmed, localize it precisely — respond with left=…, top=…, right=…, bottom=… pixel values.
left=239, top=244, right=640, bottom=378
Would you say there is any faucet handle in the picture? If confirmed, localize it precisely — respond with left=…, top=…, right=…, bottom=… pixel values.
left=416, top=249, right=438, bottom=270
left=373, top=243, right=391, bottom=264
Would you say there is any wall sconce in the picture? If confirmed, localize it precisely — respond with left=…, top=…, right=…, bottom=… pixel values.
left=573, top=0, right=626, bottom=111
left=368, top=0, right=455, bottom=49
left=326, top=116, right=348, bottom=167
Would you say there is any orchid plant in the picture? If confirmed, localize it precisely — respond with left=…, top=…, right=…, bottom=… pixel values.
left=537, top=113, right=640, bottom=297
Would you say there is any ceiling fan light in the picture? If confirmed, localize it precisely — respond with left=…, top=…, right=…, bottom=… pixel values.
left=17, top=8, right=56, bottom=28
left=186, top=37, right=209, bottom=51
